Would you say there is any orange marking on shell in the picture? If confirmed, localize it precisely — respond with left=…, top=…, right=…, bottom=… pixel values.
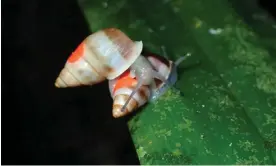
left=113, top=70, right=137, bottom=94
left=67, top=41, right=85, bottom=63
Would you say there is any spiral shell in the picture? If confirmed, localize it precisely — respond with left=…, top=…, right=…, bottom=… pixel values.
left=108, top=70, right=151, bottom=118
left=108, top=53, right=176, bottom=118
left=55, top=28, right=143, bottom=88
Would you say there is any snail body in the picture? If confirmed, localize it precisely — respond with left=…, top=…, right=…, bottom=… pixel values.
left=53, top=27, right=191, bottom=118
left=147, top=53, right=191, bottom=100
left=108, top=53, right=190, bottom=118
left=55, top=28, right=143, bottom=88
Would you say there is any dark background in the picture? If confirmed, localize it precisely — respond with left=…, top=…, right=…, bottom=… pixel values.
left=2, top=0, right=139, bottom=164
left=1, top=0, right=275, bottom=164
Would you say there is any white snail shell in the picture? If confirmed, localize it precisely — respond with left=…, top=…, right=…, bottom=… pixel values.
left=108, top=69, right=151, bottom=118
left=55, top=28, right=143, bottom=88
left=108, top=54, right=174, bottom=118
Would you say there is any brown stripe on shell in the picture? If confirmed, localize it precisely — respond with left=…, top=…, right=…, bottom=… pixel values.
left=119, top=94, right=138, bottom=111
left=113, top=104, right=129, bottom=114
left=103, top=28, right=134, bottom=61
left=83, top=37, right=98, bottom=62
left=58, top=76, right=68, bottom=86
left=80, top=52, right=101, bottom=75
left=59, top=67, right=79, bottom=85
left=137, top=85, right=149, bottom=101
left=119, top=94, right=131, bottom=102
left=113, top=102, right=138, bottom=118
left=84, top=36, right=117, bottom=78
left=83, top=37, right=103, bottom=63
left=64, top=66, right=84, bottom=85
left=113, top=80, right=149, bottom=106
left=144, top=53, right=170, bottom=67
left=82, top=38, right=107, bottom=76
left=127, top=83, right=149, bottom=102
left=103, top=65, right=115, bottom=75
left=76, top=69, right=100, bottom=85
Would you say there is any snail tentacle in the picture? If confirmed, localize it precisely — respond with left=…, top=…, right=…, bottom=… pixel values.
left=121, top=52, right=192, bottom=112
left=174, top=53, right=191, bottom=66
left=120, top=77, right=144, bottom=112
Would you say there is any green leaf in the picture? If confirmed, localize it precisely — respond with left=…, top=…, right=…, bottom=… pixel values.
left=79, top=0, right=276, bottom=164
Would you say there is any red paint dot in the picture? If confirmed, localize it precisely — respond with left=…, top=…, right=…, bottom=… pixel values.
left=67, top=42, right=85, bottom=63
left=113, top=70, right=137, bottom=94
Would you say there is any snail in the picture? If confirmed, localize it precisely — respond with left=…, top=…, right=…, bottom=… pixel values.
left=54, top=27, right=191, bottom=118
left=108, top=69, right=151, bottom=118
left=108, top=52, right=190, bottom=118
left=54, top=28, right=143, bottom=88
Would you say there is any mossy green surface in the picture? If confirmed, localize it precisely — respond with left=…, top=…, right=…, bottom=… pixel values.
left=79, top=0, right=276, bottom=164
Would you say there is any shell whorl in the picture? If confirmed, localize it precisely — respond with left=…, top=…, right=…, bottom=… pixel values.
left=85, top=28, right=143, bottom=79
left=108, top=53, right=175, bottom=118
left=55, top=28, right=143, bottom=88
left=112, top=85, right=150, bottom=118
left=109, top=70, right=150, bottom=118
